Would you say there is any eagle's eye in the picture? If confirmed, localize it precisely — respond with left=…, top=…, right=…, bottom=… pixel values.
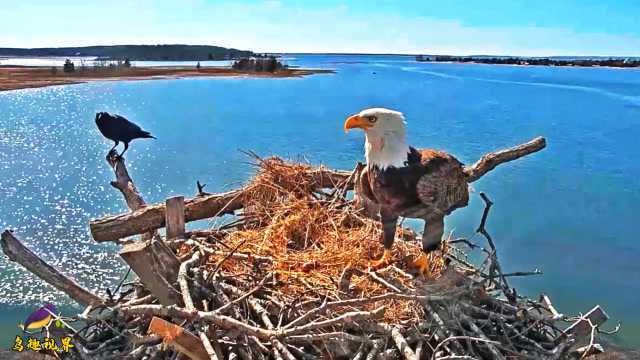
left=368, top=116, right=377, bottom=123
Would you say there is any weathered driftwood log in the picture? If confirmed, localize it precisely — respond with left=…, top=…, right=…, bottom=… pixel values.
left=0, top=230, right=103, bottom=306
left=119, top=239, right=182, bottom=306
left=107, top=150, right=146, bottom=210
left=90, top=167, right=352, bottom=242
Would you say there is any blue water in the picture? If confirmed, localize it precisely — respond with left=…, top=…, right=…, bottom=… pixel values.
left=1, top=55, right=639, bottom=346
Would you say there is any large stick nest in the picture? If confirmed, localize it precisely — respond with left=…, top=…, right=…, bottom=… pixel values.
left=72, top=157, right=611, bottom=360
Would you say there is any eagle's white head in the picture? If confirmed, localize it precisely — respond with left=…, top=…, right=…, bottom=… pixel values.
left=344, top=107, right=410, bottom=169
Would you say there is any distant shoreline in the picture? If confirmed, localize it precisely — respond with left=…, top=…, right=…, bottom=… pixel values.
left=424, top=60, right=640, bottom=71
left=415, top=55, right=640, bottom=68
left=0, top=66, right=333, bottom=92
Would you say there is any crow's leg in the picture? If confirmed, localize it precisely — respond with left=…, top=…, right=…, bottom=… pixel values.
left=370, top=212, right=398, bottom=269
left=118, top=142, right=129, bottom=158
left=411, top=215, right=444, bottom=276
left=107, top=141, right=120, bottom=158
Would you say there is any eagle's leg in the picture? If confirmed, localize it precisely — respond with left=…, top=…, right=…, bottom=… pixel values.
left=109, top=140, right=119, bottom=152
left=370, top=214, right=397, bottom=269
left=412, top=215, right=444, bottom=276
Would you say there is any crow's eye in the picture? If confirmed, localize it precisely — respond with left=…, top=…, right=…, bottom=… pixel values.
left=368, top=116, right=377, bottom=123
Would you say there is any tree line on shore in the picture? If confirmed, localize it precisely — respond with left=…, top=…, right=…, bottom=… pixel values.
left=56, top=58, right=132, bottom=74
left=0, top=44, right=253, bottom=61
left=231, top=56, right=286, bottom=72
left=416, top=54, right=640, bottom=68
left=56, top=56, right=286, bottom=74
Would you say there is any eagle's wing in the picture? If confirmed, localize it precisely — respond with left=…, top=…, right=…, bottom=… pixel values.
left=415, top=149, right=469, bottom=216
left=354, top=166, right=381, bottom=218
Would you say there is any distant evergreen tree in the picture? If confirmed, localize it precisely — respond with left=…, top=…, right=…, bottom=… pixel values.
left=231, top=58, right=251, bottom=70
left=63, top=59, right=75, bottom=73
left=124, top=58, right=131, bottom=67
left=254, top=59, right=263, bottom=72
left=196, top=61, right=201, bottom=69
left=263, top=56, right=280, bottom=72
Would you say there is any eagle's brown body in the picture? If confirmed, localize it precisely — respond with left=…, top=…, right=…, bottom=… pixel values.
left=355, top=147, right=469, bottom=253
left=358, top=148, right=469, bottom=218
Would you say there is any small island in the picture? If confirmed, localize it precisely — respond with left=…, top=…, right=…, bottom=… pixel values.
left=416, top=54, right=640, bottom=68
left=0, top=62, right=330, bottom=92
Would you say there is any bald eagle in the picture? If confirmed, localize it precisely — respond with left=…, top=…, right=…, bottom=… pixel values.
left=344, top=108, right=472, bottom=275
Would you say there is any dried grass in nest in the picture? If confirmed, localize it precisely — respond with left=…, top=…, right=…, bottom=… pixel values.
left=200, top=157, right=448, bottom=323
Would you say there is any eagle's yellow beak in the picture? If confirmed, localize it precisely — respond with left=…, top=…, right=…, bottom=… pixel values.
left=344, top=114, right=372, bottom=132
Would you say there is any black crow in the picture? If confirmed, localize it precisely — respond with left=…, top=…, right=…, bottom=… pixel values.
left=95, top=112, right=155, bottom=157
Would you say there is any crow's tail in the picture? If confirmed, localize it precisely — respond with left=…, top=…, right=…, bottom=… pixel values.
left=141, top=131, right=156, bottom=139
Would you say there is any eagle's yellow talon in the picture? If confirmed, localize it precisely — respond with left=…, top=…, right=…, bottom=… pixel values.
left=370, top=249, right=393, bottom=269
left=411, top=253, right=431, bottom=276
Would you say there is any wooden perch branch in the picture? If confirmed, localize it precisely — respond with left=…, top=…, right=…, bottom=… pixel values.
left=106, top=150, right=146, bottom=210
left=464, top=136, right=546, bottom=182
left=104, top=150, right=157, bottom=241
left=1, top=230, right=103, bottom=306
left=90, top=167, right=351, bottom=242
left=92, top=188, right=244, bottom=242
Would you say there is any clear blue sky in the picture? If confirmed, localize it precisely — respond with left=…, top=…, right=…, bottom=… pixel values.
left=1, top=0, right=639, bottom=56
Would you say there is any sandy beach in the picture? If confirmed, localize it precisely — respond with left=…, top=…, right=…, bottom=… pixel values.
left=0, top=66, right=332, bottom=92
